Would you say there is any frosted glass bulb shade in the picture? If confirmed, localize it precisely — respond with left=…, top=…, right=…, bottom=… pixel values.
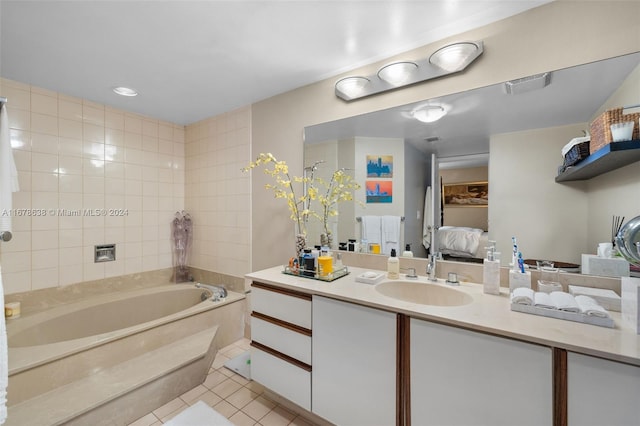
left=429, top=42, right=480, bottom=72
left=335, top=77, right=370, bottom=99
left=377, top=61, right=418, bottom=86
left=411, top=106, right=446, bottom=123
left=113, top=86, right=138, bottom=97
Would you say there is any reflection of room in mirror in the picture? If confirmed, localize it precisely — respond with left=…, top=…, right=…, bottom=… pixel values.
left=303, top=52, right=640, bottom=275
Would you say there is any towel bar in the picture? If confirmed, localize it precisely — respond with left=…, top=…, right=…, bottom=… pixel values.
left=356, top=216, right=404, bottom=222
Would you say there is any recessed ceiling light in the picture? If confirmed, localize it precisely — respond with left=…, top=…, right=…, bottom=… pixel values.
left=112, top=86, right=138, bottom=97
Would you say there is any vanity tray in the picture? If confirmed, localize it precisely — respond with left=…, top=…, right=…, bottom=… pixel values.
left=510, top=303, right=615, bottom=328
left=283, top=265, right=349, bottom=282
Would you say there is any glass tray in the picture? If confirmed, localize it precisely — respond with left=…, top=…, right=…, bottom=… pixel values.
left=283, top=264, right=349, bottom=282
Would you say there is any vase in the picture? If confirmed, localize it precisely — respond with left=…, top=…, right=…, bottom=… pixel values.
left=320, top=232, right=334, bottom=249
left=295, top=233, right=307, bottom=258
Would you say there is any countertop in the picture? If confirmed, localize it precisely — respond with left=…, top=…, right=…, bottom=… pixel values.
left=246, top=265, right=640, bottom=367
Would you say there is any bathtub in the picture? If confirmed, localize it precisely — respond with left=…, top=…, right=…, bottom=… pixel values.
left=6, top=284, right=246, bottom=425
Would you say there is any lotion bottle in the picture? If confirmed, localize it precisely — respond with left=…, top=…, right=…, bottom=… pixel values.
left=482, top=241, right=501, bottom=295
left=402, top=244, right=414, bottom=257
left=387, top=248, right=400, bottom=279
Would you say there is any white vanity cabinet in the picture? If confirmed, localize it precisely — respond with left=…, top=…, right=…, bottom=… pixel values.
left=312, top=296, right=397, bottom=426
left=410, top=318, right=553, bottom=425
left=250, top=282, right=312, bottom=410
left=567, top=352, right=640, bottom=425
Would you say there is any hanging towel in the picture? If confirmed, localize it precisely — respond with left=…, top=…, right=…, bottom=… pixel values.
left=381, top=215, right=401, bottom=256
left=422, top=186, right=433, bottom=250
left=361, top=215, right=382, bottom=247
left=0, top=265, right=8, bottom=425
left=0, top=104, right=19, bottom=233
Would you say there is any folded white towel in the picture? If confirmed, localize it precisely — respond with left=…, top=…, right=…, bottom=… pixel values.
left=533, top=292, right=556, bottom=309
left=575, top=295, right=611, bottom=318
left=381, top=215, right=401, bottom=256
left=550, top=291, right=580, bottom=312
left=361, top=215, right=382, bottom=247
left=511, top=287, right=534, bottom=305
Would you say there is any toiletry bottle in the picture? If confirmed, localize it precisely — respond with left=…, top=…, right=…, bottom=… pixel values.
left=302, top=249, right=315, bottom=277
left=318, top=249, right=333, bottom=277
left=387, top=248, right=400, bottom=279
left=402, top=244, right=414, bottom=257
left=482, top=241, right=501, bottom=295
left=334, top=252, right=343, bottom=269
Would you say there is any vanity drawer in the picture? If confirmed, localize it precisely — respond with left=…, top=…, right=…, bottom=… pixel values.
left=251, top=282, right=312, bottom=329
left=250, top=345, right=311, bottom=410
left=251, top=313, right=312, bottom=364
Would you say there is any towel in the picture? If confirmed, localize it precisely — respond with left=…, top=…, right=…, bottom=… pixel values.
left=361, top=216, right=382, bottom=248
left=0, top=265, right=7, bottom=424
left=422, top=186, right=432, bottom=250
left=575, top=295, right=611, bottom=318
left=533, top=292, right=556, bottom=309
left=381, top=215, right=401, bottom=256
left=0, top=104, right=19, bottom=233
left=511, top=287, right=534, bottom=305
left=550, top=291, right=580, bottom=312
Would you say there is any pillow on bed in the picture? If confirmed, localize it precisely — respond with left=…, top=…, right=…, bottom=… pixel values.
left=437, top=226, right=484, bottom=258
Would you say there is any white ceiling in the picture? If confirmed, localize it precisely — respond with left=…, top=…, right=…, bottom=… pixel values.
left=0, top=0, right=551, bottom=125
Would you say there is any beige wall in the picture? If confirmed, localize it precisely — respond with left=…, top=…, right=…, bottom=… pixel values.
left=490, top=123, right=589, bottom=265
left=0, top=78, right=185, bottom=294
left=250, top=1, right=640, bottom=271
left=586, top=63, right=640, bottom=252
left=184, top=107, right=252, bottom=279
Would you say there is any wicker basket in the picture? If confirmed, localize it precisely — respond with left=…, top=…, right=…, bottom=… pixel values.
left=589, top=107, right=640, bottom=153
left=563, top=141, right=590, bottom=167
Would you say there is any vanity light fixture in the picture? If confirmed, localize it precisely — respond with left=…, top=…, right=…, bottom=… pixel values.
left=112, top=86, right=139, bottom=97
left=504, top=72, right=551, bottom=95
left=411, top=105, right=446, bottom=123
left=377, top=61, right=419, bottom=86
left=335, top=41, right=483, bottom=101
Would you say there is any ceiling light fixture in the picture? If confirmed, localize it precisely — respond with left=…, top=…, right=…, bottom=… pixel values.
left=377, top=61, right=419, bottom=86
left=112, top=86, right=138, bottom=97
left=335, top=41, right=483, bottom=101
left=411, top=105, right=446, bottom=123
left=504, top=72, right=551, bottom=95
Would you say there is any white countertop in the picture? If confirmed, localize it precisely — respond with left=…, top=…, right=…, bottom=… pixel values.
left=246, top=265, right=640, bottom=367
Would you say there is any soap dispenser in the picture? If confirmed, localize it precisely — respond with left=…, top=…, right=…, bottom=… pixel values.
left=482, top=241, right=501, bottom=295
left=387, top=249, right=400, bottom=279
left=402, top=244, right=414, bottom=257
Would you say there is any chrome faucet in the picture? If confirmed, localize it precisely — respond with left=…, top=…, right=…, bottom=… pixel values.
left=195, top=283, right=228, bottom=300
left=427, top=253, right=440, bottom=282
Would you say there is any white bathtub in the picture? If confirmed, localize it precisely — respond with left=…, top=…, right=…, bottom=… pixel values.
left=6, top=284, right=246, bottom=424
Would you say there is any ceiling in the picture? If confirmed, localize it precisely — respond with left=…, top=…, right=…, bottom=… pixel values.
left=304, top=52, right=640, bottom=166
left=0, top=0, right=552, bottom=125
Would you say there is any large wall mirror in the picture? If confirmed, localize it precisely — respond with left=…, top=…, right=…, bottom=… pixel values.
left=304, top=52, right=640, bottom=277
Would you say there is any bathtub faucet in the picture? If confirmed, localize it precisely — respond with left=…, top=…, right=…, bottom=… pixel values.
left=195, top=283, right=228, bottom=301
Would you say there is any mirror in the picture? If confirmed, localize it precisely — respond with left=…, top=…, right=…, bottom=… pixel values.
left=304, top=52, right=640, bottom=273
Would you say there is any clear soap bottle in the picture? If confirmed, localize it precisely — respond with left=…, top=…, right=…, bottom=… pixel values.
left=482, top=241, right=501, bottom=295
left=387, top=248, right=400, bottom=279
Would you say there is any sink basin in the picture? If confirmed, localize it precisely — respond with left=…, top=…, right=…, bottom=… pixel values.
left=375, top=280, right=473, bottom=306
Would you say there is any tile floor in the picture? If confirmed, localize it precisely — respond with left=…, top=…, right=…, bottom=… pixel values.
left=127, top=338, right=318, bottom=426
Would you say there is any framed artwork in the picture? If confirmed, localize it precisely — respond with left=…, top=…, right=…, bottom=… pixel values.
left=366, top=180, right=392, bottom=203
left=366, top=155, right=393, bottom=178
left=443, top=181, right=488, bottom=206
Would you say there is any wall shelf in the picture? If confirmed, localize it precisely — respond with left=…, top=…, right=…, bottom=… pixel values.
left=556, top=139, right=640, bottom=182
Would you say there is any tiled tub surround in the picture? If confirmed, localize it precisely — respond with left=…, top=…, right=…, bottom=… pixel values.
left=0, top=77, right=185, bottom=294
left=5, top=283, right=246, bottom=425
left=247, top=265, right=640, bottom=425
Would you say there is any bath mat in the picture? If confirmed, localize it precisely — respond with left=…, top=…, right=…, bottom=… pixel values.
left=224, top=350, right=251, bottom=380
left=164, top=400, right=234, bottom=426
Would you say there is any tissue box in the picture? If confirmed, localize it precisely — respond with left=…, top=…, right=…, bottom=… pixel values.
left=568, top=285, right=621, bottom=312
left=621, top=277, right=640, bottom=334
left=581, top=254, right=629, bottom=278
